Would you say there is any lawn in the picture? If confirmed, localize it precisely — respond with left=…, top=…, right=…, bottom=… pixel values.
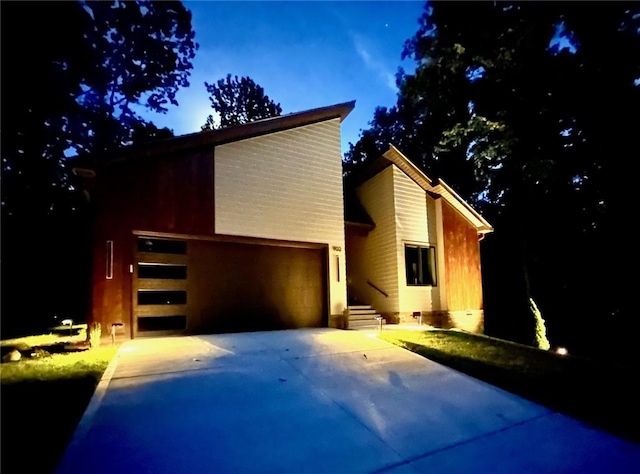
left=0, top=329, right=117, bottom=474
left=379, top=328, right=640, bottom=444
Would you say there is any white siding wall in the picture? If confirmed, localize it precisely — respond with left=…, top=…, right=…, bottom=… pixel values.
left=426, top=195, right=438, bottom=242
left=392, top=167, right=440, bottom=313
left=214, top=118, right=346, bottom=315
left=431, top=196, right=446, bottom=311
left=355, top=167, right=399, bottom=312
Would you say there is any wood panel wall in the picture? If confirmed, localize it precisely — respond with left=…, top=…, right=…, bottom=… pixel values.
left=90, top=150, right=214, bottom=332
left=187, top=241, right=327, bottom=333
left=442, top=201, right=484, bottom=311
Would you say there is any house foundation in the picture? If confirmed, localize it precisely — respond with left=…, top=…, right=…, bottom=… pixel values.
left=382, top=310, right=484, bottom=334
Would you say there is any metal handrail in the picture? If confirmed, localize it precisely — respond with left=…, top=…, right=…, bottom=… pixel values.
left=367, top=280, right=388, bottom=298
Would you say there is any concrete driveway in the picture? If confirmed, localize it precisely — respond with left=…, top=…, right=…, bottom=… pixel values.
left=55, top=328, right=640, bottom=473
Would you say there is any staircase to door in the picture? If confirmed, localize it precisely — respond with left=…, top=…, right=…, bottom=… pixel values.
left=347, top=305, right=385, bottom=330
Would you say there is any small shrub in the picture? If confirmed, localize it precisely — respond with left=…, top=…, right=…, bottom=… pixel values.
left=530, top=298, right=551, bottom=351
left=88, top=323, right=102, bottom=348
left=31, top=347, right=51, bottom=358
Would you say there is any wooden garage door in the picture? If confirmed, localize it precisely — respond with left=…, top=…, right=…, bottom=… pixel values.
left=133, top=236, right=327, bottom=337
left=187, top=240, right=327, bottom=334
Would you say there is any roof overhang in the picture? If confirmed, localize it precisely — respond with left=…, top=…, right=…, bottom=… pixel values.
left=74, top=100, right=356, bottom=168
left=382, top=144, right=494, bottom=234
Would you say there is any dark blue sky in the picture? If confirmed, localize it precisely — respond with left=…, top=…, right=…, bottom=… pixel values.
left=138, top=1, right=426, bottom=154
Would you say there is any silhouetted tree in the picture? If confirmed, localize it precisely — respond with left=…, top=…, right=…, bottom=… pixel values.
left=1, top=0, right=197, bottom=217
left=202, top=74, right=282, bottom=130
left=345, top=1, right=640, bottom=356
left=0, top=0, right=198, bottom=336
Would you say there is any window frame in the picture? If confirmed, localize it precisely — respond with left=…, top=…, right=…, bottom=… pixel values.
left=404, top=243, right=437, bottom=287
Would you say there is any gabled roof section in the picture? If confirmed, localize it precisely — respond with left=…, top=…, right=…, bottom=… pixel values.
left=78, top=100, right=356, bottom=168
left=382, top=144, right=494, bottom=234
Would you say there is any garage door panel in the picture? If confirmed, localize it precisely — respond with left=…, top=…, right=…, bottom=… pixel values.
left=188, top=240, right=327, bottom=333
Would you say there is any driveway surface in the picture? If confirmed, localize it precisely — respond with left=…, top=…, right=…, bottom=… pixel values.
left=55, top=328, right=640, bottom=473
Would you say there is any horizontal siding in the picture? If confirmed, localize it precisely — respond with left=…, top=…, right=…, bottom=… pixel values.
left=392, top=167, right=437, bottom=313
left=214, top=118, right=346, bottom=316
left=393, top=167, right=428, bottom=242
left=215, top=119, right=344, bottom=244
left=355, top=167, right=399, bottom=312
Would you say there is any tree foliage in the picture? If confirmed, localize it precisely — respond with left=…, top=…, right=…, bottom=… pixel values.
left=1, top=0, right=197, bottom=218
left=201, top=74, right=282, bottom=130
left=346, top=1, right=640, bottom=355
left=0, top=0, right=197, bottom=336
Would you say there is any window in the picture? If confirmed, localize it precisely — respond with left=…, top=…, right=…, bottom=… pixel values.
left=138, top=290, right=187, bottom=305
left=138, top=237, right=186, bottom=254
left=138, top=315, right=187, bottom=332
left=405, top=244, right=437, bottom=286
left=138, top=263, right=187, bottom=280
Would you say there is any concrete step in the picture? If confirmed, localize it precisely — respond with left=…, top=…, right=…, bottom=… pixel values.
left=349, top=308, right=378, bottom=315
left=349, top=313, right=382, bottom=321
left=347, top=306, right=378, bottom=315
left=347, top=305, right=383, bottom=325
left=348, top=318, right=386, bottom=329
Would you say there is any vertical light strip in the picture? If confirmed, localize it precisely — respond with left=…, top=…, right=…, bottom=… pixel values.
left=106, top=240, right=114, bottom=280
left=336, top=255, right=340, bottom=282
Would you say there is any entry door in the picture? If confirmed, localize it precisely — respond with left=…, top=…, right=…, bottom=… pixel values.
left=133, top=236, right=189, bottom=337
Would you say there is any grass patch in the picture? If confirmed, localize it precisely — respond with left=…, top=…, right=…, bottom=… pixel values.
left=0, top=346, right=116, bottom=383
left=1, top=332, right=116, bottom=474
left=0, top=324, right=87, bottom=350
left=379, top=329, right=640, bottom=443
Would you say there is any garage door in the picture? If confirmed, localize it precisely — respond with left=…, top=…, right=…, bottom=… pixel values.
left=133, top=236, right=327, bottom=337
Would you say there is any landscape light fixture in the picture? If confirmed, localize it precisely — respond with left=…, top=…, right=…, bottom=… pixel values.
left=375, top=316, right=383, bottom=332
left=62, top=319, right=74, bottom=337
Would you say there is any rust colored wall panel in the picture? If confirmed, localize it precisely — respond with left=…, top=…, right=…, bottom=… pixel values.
left=442, top=201, right=484, bottom=311
left=96, top=150, right=214, bottom=236
left=90, top=149, right=214, bottom=332
left=90, top=230, right=133, bottom=336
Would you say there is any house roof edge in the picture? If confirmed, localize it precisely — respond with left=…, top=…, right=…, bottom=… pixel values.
left=382, top=144, right=494, bottom=234
left=78, top=100, right=356, bottom=168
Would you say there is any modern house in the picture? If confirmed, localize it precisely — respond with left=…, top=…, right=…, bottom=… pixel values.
left=75, top=100, right=492, bottom=339
left=345, top=145, right=493, bottom=333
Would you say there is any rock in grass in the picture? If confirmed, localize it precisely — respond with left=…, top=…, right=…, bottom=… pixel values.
left=2, top=349, right=22, bottom=362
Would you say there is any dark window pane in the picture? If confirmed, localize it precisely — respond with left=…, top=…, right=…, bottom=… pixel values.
left=405, top=246, right=420, bottom=285
left=138, top=263, right=187, bottom=279
left=138, top=237, right=186, bottom=254
left=138, top=315, right=186, bottom=332
left=405, top=244, right=437, bottom=286
left=138, top=290, right=186, bottom=305
left=421, top=247, right=436, bottom=285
